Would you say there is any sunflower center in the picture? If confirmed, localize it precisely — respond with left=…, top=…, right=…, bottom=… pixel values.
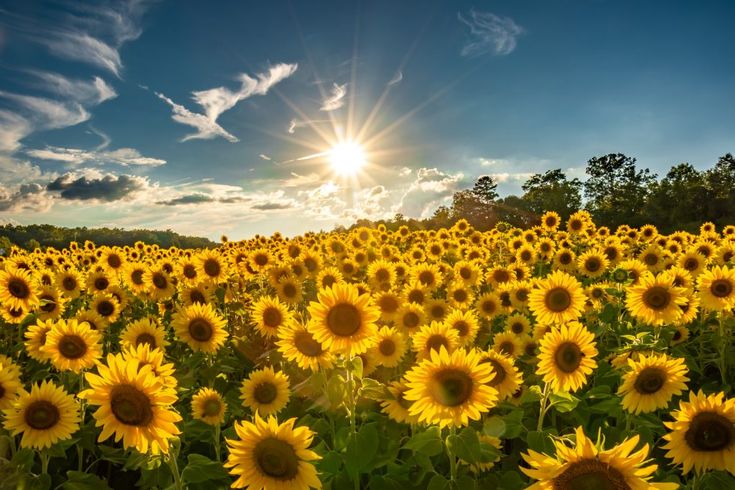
left=94, top=277, right=109, bottom=291
left=484, top=359, right=506, bottom=386
left=131, top=269, right=144, bottom=285
left=553, top=458, right=630, bottom=490
left=545, top=287, right=572, bottom=312
left=375, top=269, right=390, bottom=282
left=189, top=318, right=214, bottom=342
left=379, top=295, right=399, bottom=313
left=710, top=279, right=733, bottom=298
left=431, top=369, right=473, bottom=407
left=481, top=299, right=497, bottom=315
left=554, top=342, right=583, bottom=373
left=643, top=254, right=658, bottom=266
left=453, top=321, right=470, bottom=337
left=685, top=412, right=735, bottom=452
left=39, top=295, right=56, bottom=313
left=183, top=264, right=197, bottom=279
left=254, top=437, right=299, bottom=480
left=152, top=273, right=167, bottom=290
left=633, top=367, right=667, bottom=394
left=8, top=279, right=30, bottom=299
left=136, top=333, right=157, bottom=347
left=326, top=303, right=361, bottom=336
left=62, top=277, right=77, bottom=291
left=58, top=334, right=88, bottom=359
left=110, top=384, right=153, bottom=426
left=403, top=312, right=420, bottom=329
left=494, top=270, right=510, bottom=283
left=254, top=254, right=269, bottom=267
left=378, top=338, right=396, bottom=357
left=459, top=268, right=472, bottom=280
left=510, top=322, right=524, bottom=334
left=293, top=331, right=323, bottom=357
left=263, top=307, right=283, bottom=328
left=499, top=341, right=515, bottom=356
left=24, top=400, right=60, bottom=430
left=97, top=300, right=115, bottom=317
left=202, top=398, right=222, bottom=417
left=203, top=259, right=220, bottom=277
left=408, top=290, right=425, bottom=304
left=426, top=335, right=449, bottom=353
left=684, top=258, right=698, bottom=271
left=253, top=382, right=278, bottom=405
left=418, top=271, right=434, bottom=286
left=452, top=289, right=468, bottom=303
left=585, top=258, right=601, bottom=272
left=642, top=286, right=671, bottom=310
left=282, top=283, right=298, bottom=298
left=107, top=255, right=122, bottom=268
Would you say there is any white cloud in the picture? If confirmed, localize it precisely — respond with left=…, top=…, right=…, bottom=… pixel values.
left=45, top=33, right=123, bottom=77
left=458, top=10, right=524, bottom=57
left=26, top=146, right=166, bottom=167
left=396, top=167, right=466, bottom=218
left=157, top=63, right=298, bottom=142
left=488, top=172, right=535, bottom=183
left=0, top=182, right=54, bottom=212
left=320, top=83, right=347, bottom=111
left=258, top=153, right=272, bottom=161
left=388, top=71, right=403, bottom=86
left=0, top=110, right=32, bottom=153
left=0, top=91, right=90, bottom=130
left=26, top=71, right=117, bottom=105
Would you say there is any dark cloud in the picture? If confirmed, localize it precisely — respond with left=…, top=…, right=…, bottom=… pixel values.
left=156, top=194, right=215, bottom=206
left=251, top=201, right=294, bottom=210
left=47, top=173, right=148, bottom=201
left=0, top=183, right=51, bottom=212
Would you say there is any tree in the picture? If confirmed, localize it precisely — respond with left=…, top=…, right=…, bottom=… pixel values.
left=704, top=153, right=735, bottom=223
left=496, top=195, right=535, bottom=228
left=584, top=153, right=655, bottom=228
left=644, top=163, right=708, bottom=232
left=521, top=169, right=582, bottom=219
left=472, top=176, right=499, bottom=204
left=450, top=176, right=500, bottom=230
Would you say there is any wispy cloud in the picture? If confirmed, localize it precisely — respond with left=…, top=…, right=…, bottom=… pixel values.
left=458, top=9, right=524, bottom=57
left=157, top=63, right=298, bottom=142
left=88, top=126, right=112, bottom=150
left=26, top=146, right=166, bottom=167
left=25, top=71, right=117, bottom=105
left=388, top=71, right=403, bottom=86
left=0, top=110, right=33, bottom=153
left=320, top=83, right=347, bottom=111
left=0, top=91, right=91, bottom=130
left=258, top=154, right=272, bottom=161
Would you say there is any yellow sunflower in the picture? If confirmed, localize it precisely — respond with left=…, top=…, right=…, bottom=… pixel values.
left=396, top=303, right=426, bottom=333
left=75, top=309, right=109, bottom=333
left=0, top=360, right=22, bottom=410
left=577, top=249, right=609, bottom=278
left=444, top=308, right=480, bottom=346
left=224, top=414, right=321, bottom=490
left=0, top=267, right=39, bottom=311
left=522, top=426, right=675, bottom=490
left=36, top=285, right=65, bottom=321
left=373, top=290, right=402, bottom=322
left=505, top=313, right=532, bottom=337
left=412, top=321, right=460, bottom=360
left=475, top=292, right=502, bottom=320
left=123, top=344, right=177, bottom=389
left=55, top=269, right=82, bottom=299
left=528, top=271, right=586, bottom=325
left=697, top=266, right=735, bottom=311
left=143, top=267, right=176, bottom=301
left=491, top=331, right=524, bottom=359
left=239, top=366, right=290, bottom=416
left=120, top=317, right=169, bottom=351
left=306, top=283, right=380, bottom=356
left=663, top=390, right=735, bottom=475
left=2, top=380, right=80, bottom=450
left=196, top=249, right=228, bottom=284
left=380, top=380, right=419, bottom=424
left=276, top=320, right=334, bottom=372
left=180, top=283, right=214, bottom=306
left=251, top=295, right=291, bottom=340
left=91, top=293, right=121, bottom=323
left=24, top=319, right=54, bottom=362
left=79, top=353, right=181, bottom=454
left=625, top=272, right=687, bottom=326
left=368, top=326, right=407, bottom=367
left=617, top=353, right=689, bottom=414
left=479, top=350, right=522, bottom=400
left=41, top=319, right=102, bottom=373
left=403, top=347, right=498, bottom=427
left=171, top=303, right=228, bottom=353
left=536, top=321, right=598, bottom=393
left=191, top=387, right=226, bottom=426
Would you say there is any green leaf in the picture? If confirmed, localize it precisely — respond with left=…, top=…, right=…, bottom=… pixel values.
left=446, top=428, right=487, bottom=464
left=403, top=426, right=443, bottom=456
left=369, top=475, right=405, bottom=490
left=699, top=471, right=735, bottom=490
left=498, top=470, right=526, bottom=490
left=503, top=410, right=525, bottom=438
left=317, top=450, right=342, bottom=475
left=181, top=454, right=230, bottom=484
left=344, top=423, right=379, bottom=477
left=24, top=474, right=52, bottom=490
left=455, top=475, right=478, bottom=490
left=360, top=377, right=389, bottom=401
left=325, top=373, right=347, bottom=409
left=526, top=431, right=555, bottom=455
left=427, top=473, right=450, bottom=490
left=483, top=416, right=506, bottom=438
left=549, top=391, right=579, bottom=413
left=351, top=356, right=364, bottom=379
left=61, top=471, right=113, bottom=490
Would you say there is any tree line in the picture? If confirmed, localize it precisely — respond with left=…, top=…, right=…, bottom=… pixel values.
left=0, top=224, right=215, bottom=252
left=349, top=152, right=735, bottom=233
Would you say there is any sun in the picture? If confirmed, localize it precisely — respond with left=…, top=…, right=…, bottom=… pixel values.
left=329, top=141, right=366, bottom=176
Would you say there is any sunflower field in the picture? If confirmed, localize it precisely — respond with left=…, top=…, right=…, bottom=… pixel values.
left=1, top=211, right=735, bottom=489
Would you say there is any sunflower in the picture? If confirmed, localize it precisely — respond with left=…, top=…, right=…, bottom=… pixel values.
left=373, top=290, right=402, bottom=322
left=380, top=380, right=419, bottom=424
left=671, top=324, right=690, bottom=346
left=617, top=353, right=689, bottom=414
left=74, top=309, right=108, bottom=334
left=306, top=283, right=380, bottom=357
left=403, top=347, right=498, bottom=428
left=424, top=298, right=449, bottom=323
left=86, top=269, right=113, bottom=293
left=175, top=257, right=200, bottom=286
left=239, top=366, right=290, bottom=416
left=491, top=331, right=524, bottom=359
left=402, top=280, right=429, bottom=306
left=191, top=387, right=226, bottom=426
left=1, top=304, right=28, bottom=324
left=248, top=248, right=273, bottom=273
left=180, top=283, right=213, bottom=306
left=100, top=248, right=126, bottom=275
left=678, top=251, right=707, bottom=277
left=536, top=321, right=598, bottom=393
left=91, top=293, right=121, bottom=323
left=316, top=266, right=343, bottom=290
left=552, top=249, right=577, bottom=272
left=0, top=360, right=22, bottom=409
left=276, top=276, right=303, bottom=305
left=41, top=319, right=102, bottom=373
left=276, top=320, right=334, bottom=372
left=171, top=303, right=228, bottom=353
left=447, top=281, right=474, bottom=309
left=224, top=414, right=321, bottom=490
left=486, top=266, right=515, bottom=289
left=412, top=321, right=460, bottom=360
left=505, top=313, right=531, bottom=337
left=119, top=317, right=168, bottom=351
left=55, top=269, right=82, bottom=299
left=540, top=211, right=561, bottom=231
left=368, top=326, right=407, bottom=367
left=367, top=259, right=396, bottom=289
left=396, top=303, right=426, bottom=333
left=123, top=344, right=177, bottom=389
left=251, top=296, right=291, bottom=340
left=2, top=380, right=80, bottom=450
left=36, top=285, right=65, bottom=321
left=24, top=320, right=54, bottom=362
left=196, top=249, right=228, bottom=284
left=453, top=260, right=480, bottom=286
left=475, top=292, right=502, bottom=320
left=663, top=390, right=735, bottom=475
left=0, top=267, right=39, bottom=311
left=444, top=308, right=480, bottom=346
left=625, top=272, right=687, bottom=326
left=697, top=266, right=735, bottom=311
left=144, top=267, right=176, bottom=301
left=522, top=426, right=674, bottom=490
left=123, top=262, right=149, bottom=294
left=479, top=350, right=522, bottom=400
left=577, top=250, right=609, bottom=278
left=79, top=353, right=181, bottom=454
left=528, top=271, right=586, bottom=325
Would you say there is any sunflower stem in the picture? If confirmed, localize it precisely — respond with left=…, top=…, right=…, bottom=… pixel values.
left=345, top=357, right=360, bottom=490
left=718, top=313, right=729, bottom=387
left=39, top=450, right=50, bottom=475
left=447, top=425, right=458, bottom=483
left=167, top=441, right=183, bottom=490
left=213, top=423, right=221, bottom=462
left=537, top=382, right=551, bottom=432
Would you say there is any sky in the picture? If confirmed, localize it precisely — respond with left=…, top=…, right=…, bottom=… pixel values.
left=0, top=0, right=734, bottom=240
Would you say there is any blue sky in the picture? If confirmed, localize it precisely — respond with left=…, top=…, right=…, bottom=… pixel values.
left=1, top=0, right=733, bottom=239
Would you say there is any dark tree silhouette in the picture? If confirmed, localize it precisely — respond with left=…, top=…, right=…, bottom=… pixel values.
left=521, top=169, right=582, bottom=220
